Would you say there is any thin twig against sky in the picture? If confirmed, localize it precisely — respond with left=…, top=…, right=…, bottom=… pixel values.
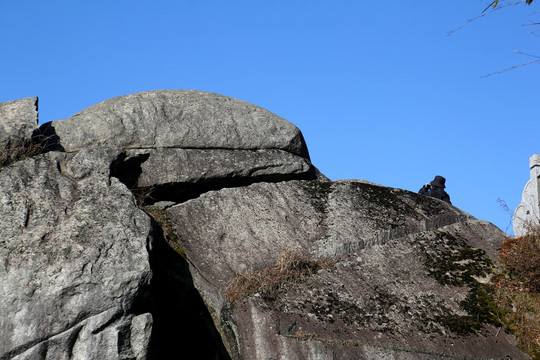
left=447, top=0, right=527, bottom=36
left=481, top=50, right=540, bottom=77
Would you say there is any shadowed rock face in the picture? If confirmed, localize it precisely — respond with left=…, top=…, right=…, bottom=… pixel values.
left=0, top=91, right=530, bottom=360
left=0, top=97, right=40, bottom=166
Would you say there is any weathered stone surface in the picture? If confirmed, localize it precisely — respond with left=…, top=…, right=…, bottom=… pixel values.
left=168, top=181, right=475, bottom=285
left=46, top=90, right=308, bottom=157
left=0, top=148, right=153, bottom=359
left=124, top=148, right=313, bottom=188
left=0, top=97, right=39, bottom=165
left=0, top=93, right=530, bottom=359
left=0, top=97, right=38, bottom=145
left=167, top=180, right=527, bottom=359
left=130, top=314, right=153, bottom=360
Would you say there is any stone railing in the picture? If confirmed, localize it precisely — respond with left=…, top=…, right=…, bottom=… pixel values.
left=513, top=154, right=540, bottom=236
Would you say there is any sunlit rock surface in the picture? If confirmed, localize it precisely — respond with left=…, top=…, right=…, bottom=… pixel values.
left=0, top=91, right=529, bottom=359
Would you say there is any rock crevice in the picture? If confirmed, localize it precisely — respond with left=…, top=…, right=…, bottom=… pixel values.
left=0, top=91, right=529, bottom=360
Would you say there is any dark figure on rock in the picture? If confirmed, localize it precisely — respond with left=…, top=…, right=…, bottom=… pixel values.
left=419, top=175, right=451, bottom=204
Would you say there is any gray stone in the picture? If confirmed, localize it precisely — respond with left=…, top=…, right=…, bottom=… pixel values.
left=47, top=90, right=308, bottom=157
left=0, top=97, right=39, bottom=144
left=9, top=308, right=150, bottom=360
left=0, top=92, right=530, bottom=359
left=125, top=148, right=313, bottom=188
left=167, top=181, right=475, bottom=287
left=0, top=97, right=39, bottom=166
left=514, top=154, right=540, bottom=236
left=130, top=313, right=153, bottom=360
left=167, top=180, right=527, bottom=360
left=0, top=148, right=153, bottom=359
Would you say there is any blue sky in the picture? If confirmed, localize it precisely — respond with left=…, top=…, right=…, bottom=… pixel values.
left=1, top=1, right=539, bottom=234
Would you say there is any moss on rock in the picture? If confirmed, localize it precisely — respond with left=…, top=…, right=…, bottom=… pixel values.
left=417, top=230, right=504, bottom=334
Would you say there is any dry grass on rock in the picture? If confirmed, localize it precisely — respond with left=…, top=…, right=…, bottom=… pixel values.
left=0, top=133, right=50, bottom=167
left=226, top=248, right=334, bottom=305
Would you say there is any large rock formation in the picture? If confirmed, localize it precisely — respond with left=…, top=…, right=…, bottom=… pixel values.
left=45, top=90, right=308, bottom=157
left=0, top=91, right=529, bottom=359
left=168, top=181, right=521, bottom=359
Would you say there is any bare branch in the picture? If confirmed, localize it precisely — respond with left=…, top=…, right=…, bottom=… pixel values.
left=481, top=58, right=540, bottom=77
left=450, top=0, right=539, bottom=76
left=523, top=20, right=540, bottom=33
left=513, top=49, right=540, bottom=58
left=448, top=1, right=526, bottom=36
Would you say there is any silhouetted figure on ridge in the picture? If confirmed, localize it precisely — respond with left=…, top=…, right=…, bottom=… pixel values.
left=419, top=175, right=451, bottom=204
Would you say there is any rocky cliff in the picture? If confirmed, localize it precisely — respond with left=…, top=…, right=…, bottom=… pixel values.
left=0, top=91, right=529, bottom=359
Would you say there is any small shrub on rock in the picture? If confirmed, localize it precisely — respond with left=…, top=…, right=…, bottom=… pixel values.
left=500, top=228, right=540, bottom=293
left=491, top=225, right=540, bottom=358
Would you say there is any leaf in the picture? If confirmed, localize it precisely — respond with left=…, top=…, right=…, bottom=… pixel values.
left=483, top=0, right=499, bottom=13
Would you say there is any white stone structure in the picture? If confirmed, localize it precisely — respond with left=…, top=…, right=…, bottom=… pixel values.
left=513, top=154, right=540, bottom=236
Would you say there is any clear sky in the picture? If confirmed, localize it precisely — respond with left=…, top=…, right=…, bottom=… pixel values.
left=1, top=1, right=538, bottom=234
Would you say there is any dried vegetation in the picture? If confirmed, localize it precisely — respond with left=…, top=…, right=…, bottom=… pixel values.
left=0, top=133, right=50, bottom=167
left=226, top=249, right=334, bottom=305
left=491, top=225, right=540, bottom=359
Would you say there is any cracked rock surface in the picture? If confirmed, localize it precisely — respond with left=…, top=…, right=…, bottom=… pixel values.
left=0, top=149, right=153, bottom=360
left=0, top=90, right=530, bottom=360
left=167, top=180, right=526, bottom=360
